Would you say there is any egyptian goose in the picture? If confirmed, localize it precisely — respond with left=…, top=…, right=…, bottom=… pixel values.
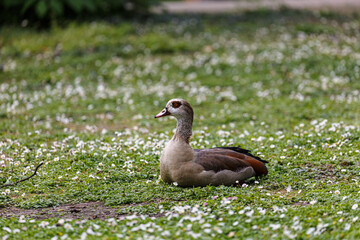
left=155, top=98, right=268, bottom=187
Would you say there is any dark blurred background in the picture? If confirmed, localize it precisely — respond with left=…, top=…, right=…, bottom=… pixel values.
left=0, top=0, right=160, bottom=27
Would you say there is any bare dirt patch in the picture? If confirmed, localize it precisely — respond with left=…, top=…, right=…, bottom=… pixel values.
left=301, top=163, right=338, bottom=180
left=0, top=201, right=163, bottom=220
left=292, top=201, right=310, bottom=206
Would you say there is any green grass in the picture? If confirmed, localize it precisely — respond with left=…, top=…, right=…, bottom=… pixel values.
left=1, top=9, right=360, bottom=239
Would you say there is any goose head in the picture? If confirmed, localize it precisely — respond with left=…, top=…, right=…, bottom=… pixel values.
left=154, top=99, right=193, bottom=121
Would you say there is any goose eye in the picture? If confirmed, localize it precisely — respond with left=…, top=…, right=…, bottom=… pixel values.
left=172, top=101, right=181, bottom=108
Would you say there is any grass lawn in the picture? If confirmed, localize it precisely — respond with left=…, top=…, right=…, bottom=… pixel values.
left=1, top=9, right=360, bottom=239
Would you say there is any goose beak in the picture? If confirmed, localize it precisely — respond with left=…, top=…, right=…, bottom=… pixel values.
left=155, top=108, right=170, bottom=118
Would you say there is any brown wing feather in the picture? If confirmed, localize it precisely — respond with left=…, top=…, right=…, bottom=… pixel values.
left=194, top=150, right=251, bottom=173
left=194, top=148, right=268, bottom=176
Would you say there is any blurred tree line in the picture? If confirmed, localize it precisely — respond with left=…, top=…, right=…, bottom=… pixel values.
left=0, top=0, right=160, bottom=26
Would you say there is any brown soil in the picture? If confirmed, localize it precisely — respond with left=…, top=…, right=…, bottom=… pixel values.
left=292, top=201, right=310, bottom=206
left=303, top=163, right=338, bottom=179
left=0, top=201, right=162, bottom=220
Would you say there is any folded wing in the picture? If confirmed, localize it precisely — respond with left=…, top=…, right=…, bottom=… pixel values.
left=194, top=147, right=268, bottom=176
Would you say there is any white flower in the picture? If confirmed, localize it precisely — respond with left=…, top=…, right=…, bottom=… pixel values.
left=64, top=223, right=73, bottom=231
left=60, top=234, right=68, bottom=240
left=161, top=230, right=171, bottom=237
left=3, top=227, right=12, bottom=233
left=310, top=200, right=317, bottom=205
left=173, top=182, right=178, bottom=186
left=352, top=203, right=358, bottom=210
left=306, top=227, right=315, bottom=235
left=39, top=221, right=49, bottom=228
left=58, top=219, right=65, bottom=225
left=5, top=189, right=10, bottom=194
left=269, top=223, right=281, bottom=230
left=19, top=215, right=26, bottom=223
left=87, top=227, right=96, bottom=235
left=92, top=224, right=100, bottom=230
left=80, top=232, right=88, bottom=240
left=344, top=223, right=351, bottom=231
left=334, top=190, right=340, bottom=194
left=213, top=226, right=223, bottom=234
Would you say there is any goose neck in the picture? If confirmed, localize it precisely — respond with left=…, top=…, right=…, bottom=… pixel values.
left=172, top=117, right=193, bottom=143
